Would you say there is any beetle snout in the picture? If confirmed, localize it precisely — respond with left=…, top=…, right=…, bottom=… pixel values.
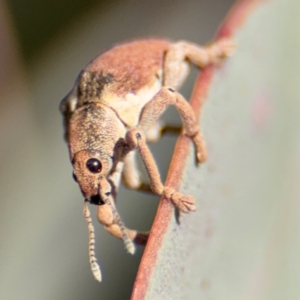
left=89, top=194, right=105, bottom=205
left=89, top=190, right=112, bottom=205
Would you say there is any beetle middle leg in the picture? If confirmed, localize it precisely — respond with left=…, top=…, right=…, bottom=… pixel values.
left=138, top=87, right=207, bottom=163
left=122, top=150, right=152, bottom=193
left=144, top=120, right=182, bottom=143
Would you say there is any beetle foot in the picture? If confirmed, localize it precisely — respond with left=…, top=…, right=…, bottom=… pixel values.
left=163, top=187, right=196, bottom=213
left=190, top=131, right=207, bottom=163
left=216, top=37, right=236, bottom=58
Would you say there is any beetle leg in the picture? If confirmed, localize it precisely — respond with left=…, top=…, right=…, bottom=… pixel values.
left=164, top=38, right=234, bottom=89
left=97, top=200, right=148, bottom=247
left=122, top=123, right=183, bottom=194
left=145, top=120, right=183, bottom=143
left=138, top=87, right=207, bottom=163
left=126, top=128, right=196, bottom=213
left=97, top=161, right=148, bottom=247
left=121, top=122, right=182, bottom=193
left=122, top=150, right=152, bottom=193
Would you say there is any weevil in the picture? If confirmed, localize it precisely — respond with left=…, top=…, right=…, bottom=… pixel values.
left=60, top=38, right=234, bottom=281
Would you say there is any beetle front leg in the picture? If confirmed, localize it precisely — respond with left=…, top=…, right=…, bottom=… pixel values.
left=97, top=163, right=149, bottom=247
left=126, top=129, right=196, bottom=213
left=97, top=198, right=149, bottom=248
left=122, top=150, right=152, bottom=193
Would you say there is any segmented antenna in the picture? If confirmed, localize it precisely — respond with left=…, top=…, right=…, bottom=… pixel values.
left=104, top=197, right=135, bottom=254
left=83, top=202, right=102, bottom=282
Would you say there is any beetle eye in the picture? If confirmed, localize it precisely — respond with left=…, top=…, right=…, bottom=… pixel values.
left=72, top=172, right=78, bottom=182
left=86, top=158, right=102, bottom=173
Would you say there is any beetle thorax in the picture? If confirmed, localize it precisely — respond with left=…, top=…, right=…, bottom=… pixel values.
left=68, top=103, right=126, bottom=159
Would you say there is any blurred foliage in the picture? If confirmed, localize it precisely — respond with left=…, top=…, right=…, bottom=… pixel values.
left=6, top=0, right=117, bottom=62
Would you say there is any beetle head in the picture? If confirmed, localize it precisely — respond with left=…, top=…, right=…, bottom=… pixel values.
left=68, top=103, right=126, bottom=204
left=72, top=150, right=113, bottom=204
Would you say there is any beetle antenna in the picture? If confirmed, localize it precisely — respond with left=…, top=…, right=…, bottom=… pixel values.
left=83, top=202, right=102, bottom=282
left=104, top=196, right=135, bottom=254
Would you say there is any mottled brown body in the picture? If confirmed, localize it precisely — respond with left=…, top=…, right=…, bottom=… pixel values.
left=84, top=39, right=170, bottom=96
left=60, top=38, right=234, bottom=281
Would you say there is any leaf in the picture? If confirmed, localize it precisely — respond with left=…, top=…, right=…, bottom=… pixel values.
left=132, top=0, right=300, bottom=299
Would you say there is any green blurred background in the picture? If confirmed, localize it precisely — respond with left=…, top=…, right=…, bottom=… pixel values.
left=0, top=0, right=236, bottom=299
